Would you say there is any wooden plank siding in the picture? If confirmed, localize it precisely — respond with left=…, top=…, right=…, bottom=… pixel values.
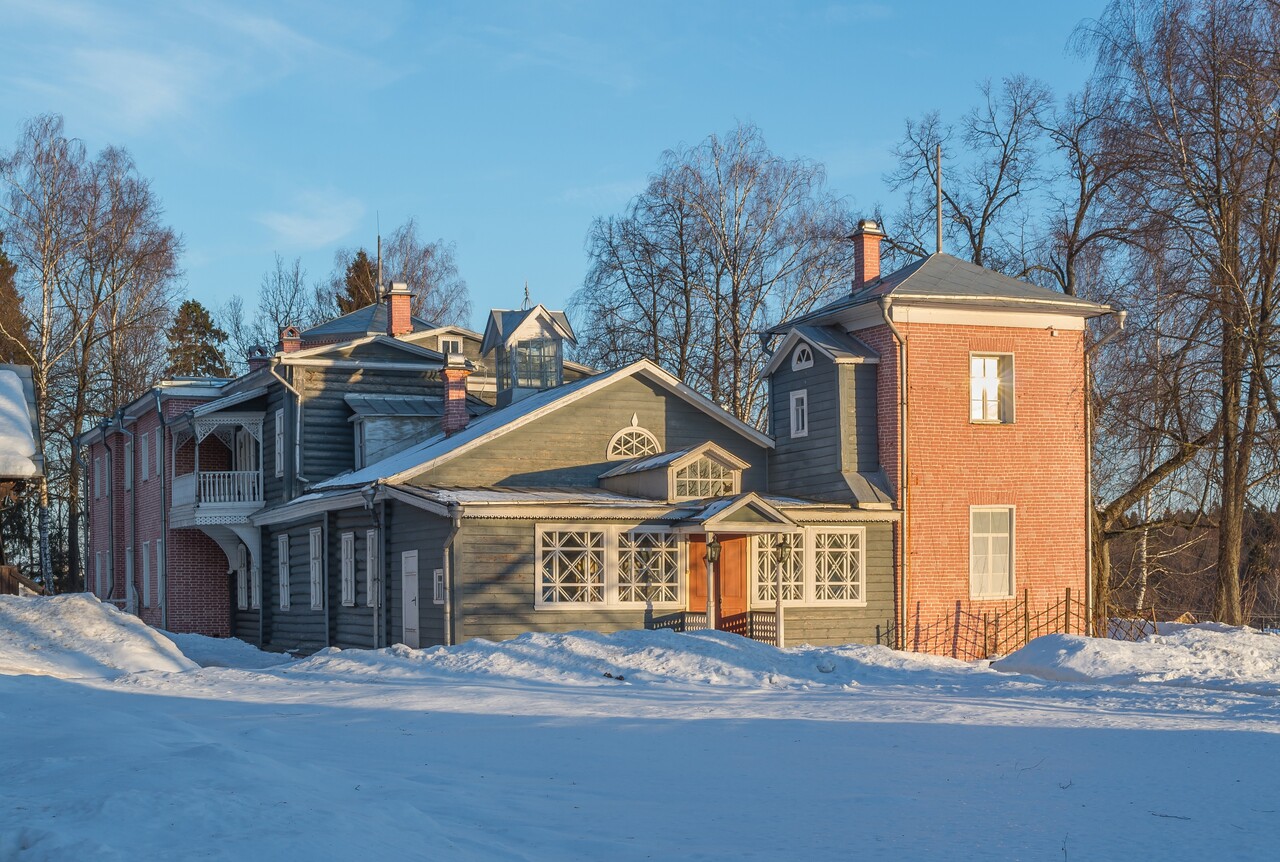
left=775, top=520, right=894, bottom=646
left=298, top=366, right=443, bottom=486
left=411, top=375, right=771, bottom=490
left=768, top=348, right=881, bottom=502
left=384, top=499, right=452, bottom=647
left=329, top=507, right=378, bottom=649
left=263, top=383, right=290, bottom=504
left=260, top=518, right=329, bottom=654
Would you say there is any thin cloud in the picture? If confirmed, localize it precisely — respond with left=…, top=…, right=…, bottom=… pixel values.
left=257, top=191, right=366, bottom=249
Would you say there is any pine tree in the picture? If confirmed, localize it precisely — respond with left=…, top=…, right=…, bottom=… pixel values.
left=0, top=240, right=33, bottom=364
left=336, top=249, right=379, bottom=313
left=166, top=299, right=230, bottom=377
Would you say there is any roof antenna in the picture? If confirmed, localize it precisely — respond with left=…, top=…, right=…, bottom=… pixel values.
left=376, top=212, right=384, bottom=299
left=522, top=280, right=531, bottom=310
left=935, top=143, right=943, bottom=256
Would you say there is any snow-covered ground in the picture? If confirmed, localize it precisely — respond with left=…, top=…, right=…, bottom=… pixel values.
left=1, top=595, right=1278, bottom=861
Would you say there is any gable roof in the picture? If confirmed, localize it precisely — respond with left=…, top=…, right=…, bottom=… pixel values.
left=598, top=442, right=751, bottom=479
left=299, top=302, right=436, bottom=344
left=282, top=333, right=445, bottom=364
left=314, top=359, right=773, bottom=490
left=761, top=325, right=880, bottom=376
left=772, top=253, right=1112, bottom=334
left=480, top=305, right=576, bottom=354
left=674, top=492, right=800, bottom=533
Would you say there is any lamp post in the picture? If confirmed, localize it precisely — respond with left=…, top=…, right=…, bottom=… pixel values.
left=774, top=534, right=791, bottom=648
left=705, top=536, right=721, bottom=631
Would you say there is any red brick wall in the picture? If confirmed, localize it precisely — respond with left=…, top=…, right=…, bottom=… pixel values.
left=84, top=394, right=233, bottom=636
left=876, top=321, right=1088, bottom=655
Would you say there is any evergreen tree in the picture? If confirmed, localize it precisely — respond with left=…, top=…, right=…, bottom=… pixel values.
left=336, top=249, right=379, bottom=313
left=0, top=238, right=32, bottom=364
left=166, top=299, right=230, bottom=377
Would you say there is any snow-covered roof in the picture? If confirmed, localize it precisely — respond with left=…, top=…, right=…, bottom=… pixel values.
left=314, top=359, right=773, bottom=490
left=0, top=365, right=41, bottom=479
left=598, top=447, right=696, bottom=478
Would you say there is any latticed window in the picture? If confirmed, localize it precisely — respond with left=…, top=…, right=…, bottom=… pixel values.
left=538, top=529, right=606, bottom=605
left=814, top=531, right=863, bottom=602
left=755, top=533, right=805, bottom=603
left=674, top=457, right=736, bottom=499
left=618, top=531, right=679, bottom=604
left=607, top=426, right=661, bottom=460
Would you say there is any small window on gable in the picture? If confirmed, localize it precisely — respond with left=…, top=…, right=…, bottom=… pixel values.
left=439, top=336, right=464, bottom=357
left=792, top=343, right=814, bottom=371
left=790, top=390, right=809, bottom=438
left=607, top=416, right=661, bottom=460
left=673, top=456, right=738, bottom=499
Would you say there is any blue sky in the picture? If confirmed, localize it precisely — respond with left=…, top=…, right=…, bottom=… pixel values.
left=2, top=0, right=1104, bottom=331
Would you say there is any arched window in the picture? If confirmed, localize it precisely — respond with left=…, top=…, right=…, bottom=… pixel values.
left=607, top=416, right=661, bottom=460
left=792, top=343, right=814, bottom=370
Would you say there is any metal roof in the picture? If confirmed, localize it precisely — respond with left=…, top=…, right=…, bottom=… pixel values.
left=772, top=253, right=1112, bottom=334
left=344, top=393, right=444, bottom=418
left=480, top=305, right=576, bottom=354
left=299, top=302, right=437, bottom=342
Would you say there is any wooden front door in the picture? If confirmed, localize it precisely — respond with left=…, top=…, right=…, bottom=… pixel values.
left=716, top=535, right=748, bottom=627
left=401, top=550, right=419, bottom=648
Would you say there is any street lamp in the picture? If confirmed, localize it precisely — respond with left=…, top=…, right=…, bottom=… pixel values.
left=705, top=537, right=720, bottom=630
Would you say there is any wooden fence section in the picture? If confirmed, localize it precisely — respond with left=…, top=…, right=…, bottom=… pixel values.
left=645, top=610, right=778, bottom=645
left=0, top=565, right=44, bottom=596
left=876, top=588, right=1089, bottom=660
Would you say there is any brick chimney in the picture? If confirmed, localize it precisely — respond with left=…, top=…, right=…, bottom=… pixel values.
left=441, top=355, right=472, bottom=437
left=386, top=282, right=413, bottom=337
left=279, top=326, right=301, bottom=354
left=850, top=218, right=886, bottom=291
left=247, top=345, right=271, bottom=372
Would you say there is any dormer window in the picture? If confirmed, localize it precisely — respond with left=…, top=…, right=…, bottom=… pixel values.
left=674, top=456, right=737, bottom=499
left=438, top=336, right=463, bottom=357
left=792, top=344, right=814, bottom=370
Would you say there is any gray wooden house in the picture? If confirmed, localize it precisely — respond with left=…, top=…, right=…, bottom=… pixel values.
left=247, top=302, right=896, bottom=652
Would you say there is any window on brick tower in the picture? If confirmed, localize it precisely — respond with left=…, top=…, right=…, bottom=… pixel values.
left=970, top=354, right=1014, bottom=423
left=970, top=506, right=1014, bottom=599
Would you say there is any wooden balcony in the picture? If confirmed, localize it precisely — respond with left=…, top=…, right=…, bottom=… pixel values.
left=171, top=470, right=264, bottom=527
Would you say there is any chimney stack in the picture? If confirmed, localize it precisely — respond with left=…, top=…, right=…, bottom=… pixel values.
left=387, top=282, right=413, bottom=337
left=441, top=354, right=472, bottom=437
left=849, top=219, right=886, bottom=291
left=247, top=345, right=271, bottom=372
left=279, top=326, right=301, bottom=354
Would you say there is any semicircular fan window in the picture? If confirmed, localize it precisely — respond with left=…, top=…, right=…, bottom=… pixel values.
left=607, top=417, right=661, bottom=460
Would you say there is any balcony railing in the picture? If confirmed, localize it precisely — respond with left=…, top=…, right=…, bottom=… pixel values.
left=172, top=471, right=262, bottom=507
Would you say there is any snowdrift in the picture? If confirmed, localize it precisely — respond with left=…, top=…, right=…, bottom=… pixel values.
left=167, top=631, right=293, bottom=669
left=993, top=623, right=1280, bottom=696
left=0, top=593, right=196, bottom=679
left=287, top=628, right=978, bottom=690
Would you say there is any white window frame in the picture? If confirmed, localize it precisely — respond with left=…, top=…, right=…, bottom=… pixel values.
left=433, top=568, right=445, bottom=605
left=309, top=527, right=324, bottom=610
left=123, top=441, right=133, bottom=491
left=366, top=529, right=380, bottom=608
left=93, top=457, right=101, bottom=498
left=790, top=390, right=809, bottom=439
left=969, top=353, right=1015, bottom=424
left=250, top=558, right=261, bottom=610
left=139, top=542, right=150, bottom=609
left=670, top=457, right=740, bottom=501
left=278, top=534, right=291, bottom=611
left=970, top=505, right=1016, bottom=600
left=154, top=428, right=162, bottom=477
left=95, top=551, right=103, bottom=596
left=438, top=335, right=464, bottom=356
left=791, top=343, right=814, bottom=371
left=274, top=409, right=285, bottom=477
left=236, top=543, right=248, bottom=611
left=534, top=525, right=608, bottom=609
left=140, top=433, right=149, bottom=481
left=751, top=532, right=806, bottom=607
left=155, top=540, right=164, bottom=609
left=340, top=532, right=356, bottom=607
left=750, top=527, right=867, bottom=608
left=614, top=527, right=683, bottom=608
left=535, top=525, right=684, bottom=610
left=126, top=545, right=135, bottom=606
left=606, top=425, right=662, bottom=460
